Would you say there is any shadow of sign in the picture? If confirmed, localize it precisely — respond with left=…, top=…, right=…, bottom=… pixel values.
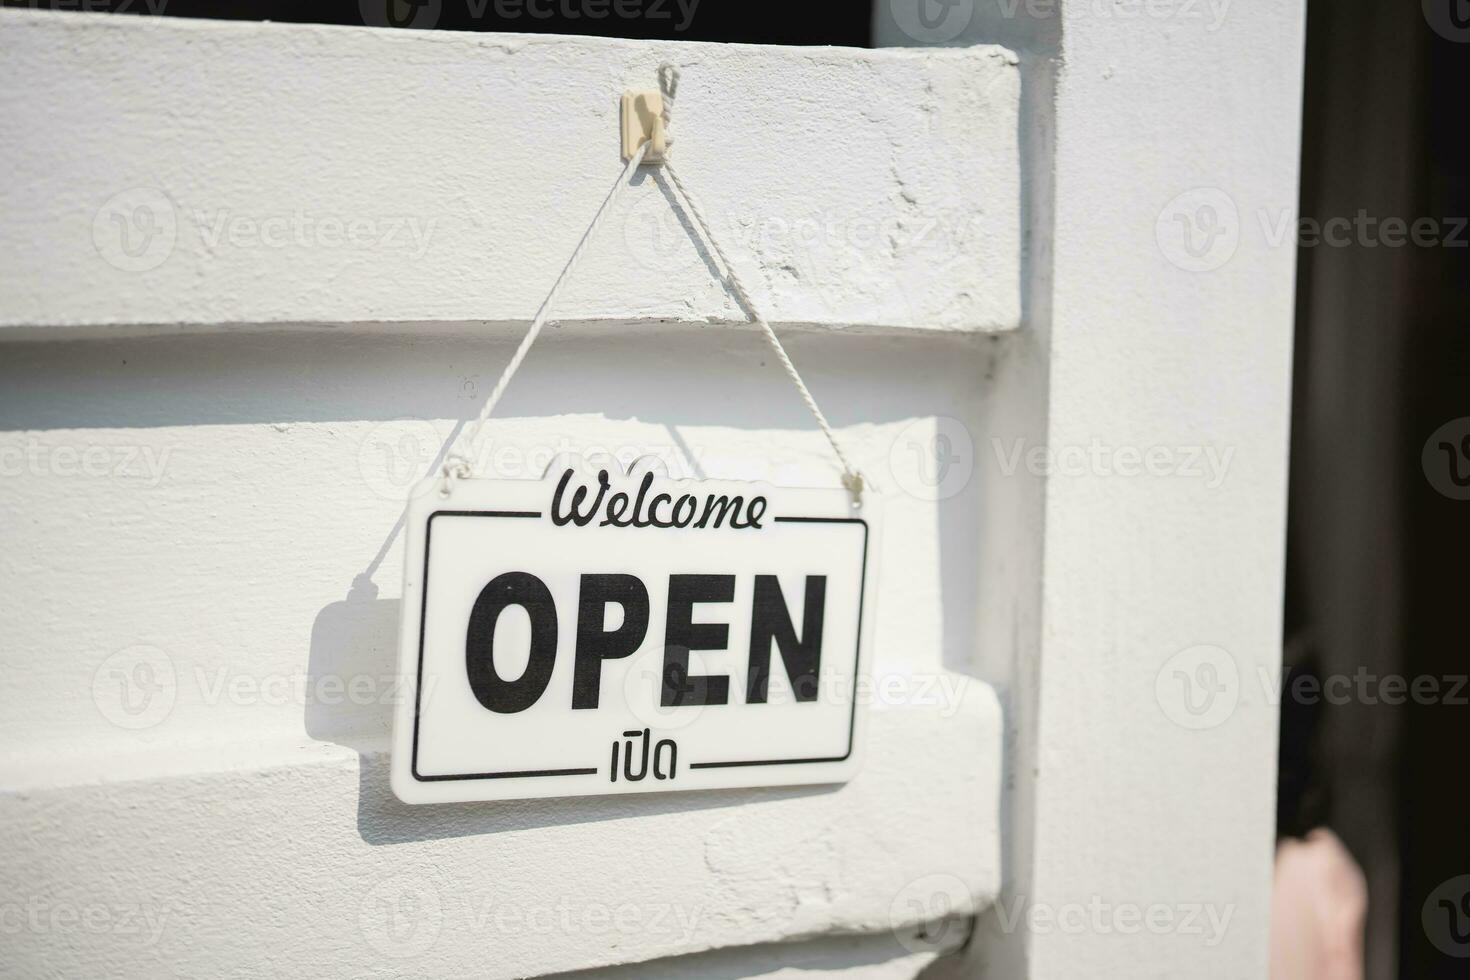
left=306, top=578, right=837, bottom=847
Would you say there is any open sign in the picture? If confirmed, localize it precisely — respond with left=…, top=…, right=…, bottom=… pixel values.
left=391, top=461, right=877, bottom=804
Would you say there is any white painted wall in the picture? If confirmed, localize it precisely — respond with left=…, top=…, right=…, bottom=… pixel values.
left=0, top=11, right=1020, bottom=336
left=0, top=324, right=1008, bottom=977
left=878, top=2, right=1305, bottom=979
left=0, top=10, right=1013, bottom=978
left=0, top=3, right=1304, bottom=977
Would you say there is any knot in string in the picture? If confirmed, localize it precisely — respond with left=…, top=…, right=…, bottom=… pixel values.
left=657, top=63, right=679, bottom=151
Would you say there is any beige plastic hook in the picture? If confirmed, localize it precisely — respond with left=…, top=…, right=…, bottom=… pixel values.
left=620, top=89, right=666, bottom=165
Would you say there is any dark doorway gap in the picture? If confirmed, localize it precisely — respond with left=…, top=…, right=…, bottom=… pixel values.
left=0, top=0, right=874, bottom=46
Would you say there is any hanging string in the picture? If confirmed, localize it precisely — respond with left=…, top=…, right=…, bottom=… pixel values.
left=441, top=141, right=649, bottom=493
left=441, top=67, right=864, bottom=503
left=654, top=64, right=862, bottom=496
left=660, top=158, right=863, bottom=498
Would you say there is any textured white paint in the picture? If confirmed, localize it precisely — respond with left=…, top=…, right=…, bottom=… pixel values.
left=0, top=18, right=1021, bottom=973
left=0, top=9, right=1021, bottom=335
left=0, top=3, right=1304, bottom=977
left=0, top=704, right=995, bottom=978
left=879, top=3, right=1305, bottom=979
left=0, top=323, right=1006, bottom=976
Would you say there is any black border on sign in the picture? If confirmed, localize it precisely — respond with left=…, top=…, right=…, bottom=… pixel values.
left=410, top=510, right=596, bottom=782
left=410, top=509, right=869, bottom=782
left=686, top=515, right=868, bottom=769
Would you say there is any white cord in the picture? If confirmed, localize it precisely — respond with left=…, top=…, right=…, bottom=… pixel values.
left=442, top=67, right=865, bottom=503
left=441, top=141, right=649, bottom=495
left=655, top=64, right=862, bottom=498
left=660, top=156, right=864, bottom=500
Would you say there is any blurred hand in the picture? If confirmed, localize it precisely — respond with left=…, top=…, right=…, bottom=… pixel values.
left=1271, top=829, right=1367, bottom=980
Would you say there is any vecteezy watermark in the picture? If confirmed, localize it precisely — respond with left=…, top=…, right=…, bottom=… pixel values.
left=1266, top=667, right=1469, bottom=709
left=358, top=877, right=702, bottom=960
left=359, top=875, right=443, bottom=959
left=1422, top=417, right=1470, bottom=501
left=7, top=0, right=168, bottom=14
left=890, top=0, right=1228, bottom=41
left=359, top=0, right=701, bottom=31
left=1423, top=0, right=1470, bottom=43
left=91, top=645, right=428, bottom=730
left=1157, top=653, right=1470, bottom=731
left=1156, top=188, right=1241, bottom=273
left=889, top=874, right=975, bottom=954
left=191, top=209, right=436, bottom=259
left=356, top=420, right=709, bottom=500
left=1157, top=187, right=1470, bottom=271
left=621, top=193, right=986, bottom=325
left=93, top=188, right=178, bottom=273
left=357, top=418, right=446, bottom=500
left=92, top=646, right=178, bottom=731
left=992, top=438, right=1235, bottom=488
left=888, top=0, right=976, bottom=43
left=992, top=895, right=1235, bottom=946
left=1265, top=211, right=1470, bottom=250
left=621, top=188, right=702, bottom=278
left=993, top=0, right=1228, bottom=30
left=890, top=417, right=975, bottom=501
left=620, top=657, right=972, bottom=733
left=622, top=199, right=983, bottom=277
left=360, top=0, right=443, bottom=28
left=93, top=188, right=440, bottom=272
left=191, top=668, right=419, bottom=710
left=0, top=898, right=169, bottom=947
left=1423, top=875, right=1470, bottom=958
left=0, top=440, right=173, bottom=487
left=754, top=211, right=982, bottom=259
left=460, top=897, right=701, bottom=943
left=1155, top=644, right=1240, bottom=730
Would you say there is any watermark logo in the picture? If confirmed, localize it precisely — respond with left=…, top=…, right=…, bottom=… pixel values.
left=0, top=440, right=173, bottom=486
left=12, top=0, right=169, bottom=11
left=889, top=0, right=975, bottom=43
left=1155, top=644, right=1238, bottom=730
left=360, top=0, right=443, bottom=28
left=622, top=186, right=702, bottom=277
left=193, top=667, right=419, bottom=710
left=889, top=416, right=974, bottom=501
left=93, top=188, right=177, bottom=273
left=1423, top=875, right=1470, bottom=958
left=358, top=880, right=701, bottom=952
left=0, top=898, right=168, bottom=946
left=96, top=189, right=440, bottom=271
left=620, top=197, right=983, bottom=327
left=992, top=438, right=1234, bottom=488
left=623, top=649, right=707, bottom=732
left=359, top=875, right=443, bottom=959
left=993, top=895, right=1234, bottom=945
left=889, top=873, right=974, bottom=954
left=1266, top=211, right=1468, bottom=250
left=92, top=645, right=177, bottom=730
left=191, top=208, right=437, bottom=257
left=359, top=418, right=447, bottom=500
left=1266, top=667, right=1468, bottom=708
left=1167, top=196, right=1469, bottom=260
left=990, top=0, right=1229, bottom=31
left=1423, top=0, right=1470, bottom=42
left=1156, top=188, right=1240, bottom=273
left=1422, top=417, right=1470, bottom=501
left=360, top=0, right=701, bottom=31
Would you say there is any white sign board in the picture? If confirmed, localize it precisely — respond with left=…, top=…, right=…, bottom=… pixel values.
left=390, top=459, right=878, bottom=804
